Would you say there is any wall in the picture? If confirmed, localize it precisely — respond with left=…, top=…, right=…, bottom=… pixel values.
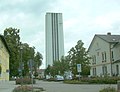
left=89, top=36, right=112, bottom=77
left=0, top=38, right=9, bottom=81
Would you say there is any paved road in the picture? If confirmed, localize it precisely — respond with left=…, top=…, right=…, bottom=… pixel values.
left=35, top=80, right=117, bottom=92
left=0, top=80, right=117, bottom=92
left=0, top=81, right=18, bottom=92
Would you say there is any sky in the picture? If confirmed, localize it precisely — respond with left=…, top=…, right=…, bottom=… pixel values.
left=0, top=0, right=120, bottom=68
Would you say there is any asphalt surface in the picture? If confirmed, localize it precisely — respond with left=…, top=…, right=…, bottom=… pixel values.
left=35, top=80, right=117, bottom=92
left=0, top=80, right=117, bottom=92
left=0, top=81, right=17, bottom=92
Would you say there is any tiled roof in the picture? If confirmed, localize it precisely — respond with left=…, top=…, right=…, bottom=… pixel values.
left=96, top=34, right=120, bottom=43
left=88, top=33, right=120, bottom=51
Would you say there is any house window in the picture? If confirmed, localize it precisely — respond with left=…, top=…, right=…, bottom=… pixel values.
left=111, top=51, right=114, bottom=61
left=102, top=52, right=107, bottom=62
left=102, top=65, right=107, bottom=75
left=104, top=52, right=106, bottom=61
left=102, top=52, right=104, bottom=62
left=92, top=55, right=96, bottom=65
left=93, top=68, right=96, bottom=76
left=116, top=65, right=119, bottom=76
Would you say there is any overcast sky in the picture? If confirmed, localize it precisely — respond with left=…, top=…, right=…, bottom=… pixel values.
left=0, top=0, right=120, bottom=68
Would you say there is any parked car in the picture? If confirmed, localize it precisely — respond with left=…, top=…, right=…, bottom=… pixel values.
left=65, top=75, right=73, bottom=80
left=55, top=75, right=64, bottom=81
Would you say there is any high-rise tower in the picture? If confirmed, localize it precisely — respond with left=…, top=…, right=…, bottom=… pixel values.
left=45, top=13, right=64, bottom=68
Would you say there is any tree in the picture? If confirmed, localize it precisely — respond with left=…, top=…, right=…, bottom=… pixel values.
left=45, top=56, right=70, bottom=77
left=4, top=27, right=20, bottom=77
left=4, top=27, right=43, bottom=77
left=68, top=40, right=90, bottom=76
left=45, top=65, right=51, bottom=75
left=21, top=43, right=35, bottom=76
left=59, top=56, right=70, bottom=74
left=34, top=52, right=43, bottom=77
left=21, top=44, right=43, bottom=77
left=45, top=40, right=90, bottom=78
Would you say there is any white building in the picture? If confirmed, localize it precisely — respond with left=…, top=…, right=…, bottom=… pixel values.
left=45, top=13, right=64, bottom=68
left=88, top=32, right=120, bottom=77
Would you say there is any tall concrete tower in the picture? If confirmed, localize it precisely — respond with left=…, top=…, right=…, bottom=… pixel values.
left=45, top=12, right=64, bottom=68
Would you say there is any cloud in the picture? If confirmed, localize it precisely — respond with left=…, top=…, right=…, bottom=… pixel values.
left=92, top=11, right=120, bottom=29
left=0, top=0, right=120, bottom=68
left=0, top=0, right=60, bottom=15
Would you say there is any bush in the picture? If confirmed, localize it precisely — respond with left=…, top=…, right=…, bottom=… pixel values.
left=80, top=77, right=120, bottom=84
left=13, top=85, right=45, bottom=92
left=64, top=77, right=120, bottom=84
left=88, top=77, right=118, bottom=84
left=64, top=80, right=88, bottom=84
left=99, top=87, right=117, bottom=92
left=13, top=85, right=32, bottom=92
left=16, top=77, right=36, bottom=84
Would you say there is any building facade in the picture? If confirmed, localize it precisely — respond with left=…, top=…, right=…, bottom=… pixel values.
left=0, top=35, right=10, bottom=80
left=45, top=13, right=64, bottom=68
left=88, top=33, right=120, bottom=77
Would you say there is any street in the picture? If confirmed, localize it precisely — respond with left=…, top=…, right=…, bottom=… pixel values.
left=35, top=80, right=117, bottom=92
left=0, top=80, right=117, bottom=92
left=0, top=81, right=17, bottom=92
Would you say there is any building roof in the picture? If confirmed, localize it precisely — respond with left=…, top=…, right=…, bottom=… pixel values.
left=0, top=35, right=10, bottom=54
left=97, top=34, right=120, bottom=43
left=88, top=33, right=120, bottom=51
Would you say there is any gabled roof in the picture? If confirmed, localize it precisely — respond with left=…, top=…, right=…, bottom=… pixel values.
left=0, top=35, right=10, bottom=54
left=88, top=33, right=120, bottom=52
left=97, top=34, right=120, bottom=43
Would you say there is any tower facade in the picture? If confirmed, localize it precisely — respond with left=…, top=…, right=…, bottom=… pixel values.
left=45, top=13, right=64, bottom=68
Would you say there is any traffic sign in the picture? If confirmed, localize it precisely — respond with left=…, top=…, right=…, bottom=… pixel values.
left=77, top=64, right=81, bottom=72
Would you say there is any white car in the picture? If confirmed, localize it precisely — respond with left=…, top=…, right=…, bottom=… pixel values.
left=65, top=75, right=73, bottom=80
left=55, top=75, right=64, bottom=81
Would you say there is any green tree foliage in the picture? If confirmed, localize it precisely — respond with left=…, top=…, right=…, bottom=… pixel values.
left=34, top=52, right=43, bottom=77
left=60, top=56, right=70, bottom=74
left=45, top=65, right=51, bottom=75
left=45, top=56, right=69, bottom=77
left=4, top=27, right=20, bottom=77
left=45, top=40, right=90, bottom=77
left=4, top=27, right=43, bottom=77
left=68, top=40, right=90, bottom=76
left=21, top=43, right=35, bottom=76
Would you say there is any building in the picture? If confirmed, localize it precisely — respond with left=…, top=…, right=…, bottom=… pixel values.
left=88, top=32, right=120, bottom=77
left=0, top=35, right=10, bottom=80
left=45, top=12, right=64, bottom=68
left=37, top=69, right=45, bottom=79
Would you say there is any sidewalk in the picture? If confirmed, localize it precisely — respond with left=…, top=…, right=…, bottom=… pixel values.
left=0, top=81, right=18, bottom=92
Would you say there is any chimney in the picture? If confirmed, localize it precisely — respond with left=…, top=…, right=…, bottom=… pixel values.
left=107, top=32, right=111, bottom=35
